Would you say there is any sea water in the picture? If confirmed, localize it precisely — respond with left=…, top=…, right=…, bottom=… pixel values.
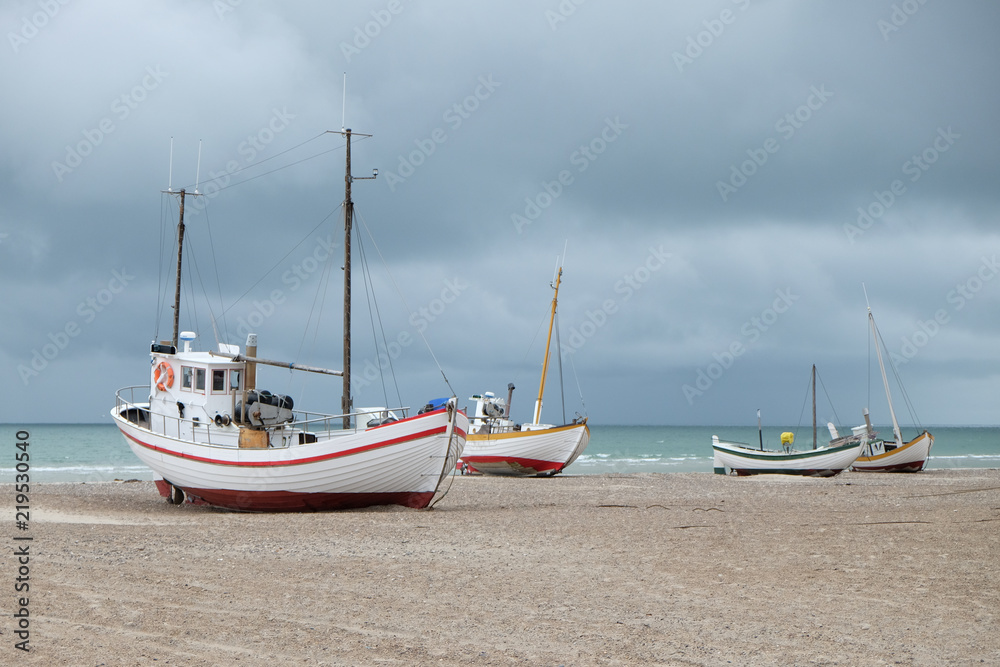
left=1, top=423, right=997, bottom=483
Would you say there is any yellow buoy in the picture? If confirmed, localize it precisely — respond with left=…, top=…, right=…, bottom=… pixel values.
left=780, top=432, right=794, bottom=445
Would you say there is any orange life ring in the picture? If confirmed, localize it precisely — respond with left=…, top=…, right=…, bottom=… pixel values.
left=154, top=361, right=175, bottom=392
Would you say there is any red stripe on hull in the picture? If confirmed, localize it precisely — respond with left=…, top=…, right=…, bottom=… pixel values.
left=852, top=460, right=926, bottom=473
left=177, top=487, right=435, bottom=512
left=121, top=425, right=451, bottom=468
left=460, top=455, right=564, bottom=476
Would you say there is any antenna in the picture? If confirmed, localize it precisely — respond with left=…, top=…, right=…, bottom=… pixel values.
left=341, top=72, right=347, bottom=132
left=168, top=137, right=174, bottom=192
left=194, top=140, right=203, bottom=194
left=862, top=282, right=872, bottom=312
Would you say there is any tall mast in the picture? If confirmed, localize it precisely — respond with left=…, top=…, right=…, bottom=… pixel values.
left=336, top=127, right=376, bottom=429
left=171, top=189, right=186, bottom=348
left=812, top=364, right=817, bottom=449
left=532, top=266, right=562, bottom=425
left=342, top=130, right=353, bottom=429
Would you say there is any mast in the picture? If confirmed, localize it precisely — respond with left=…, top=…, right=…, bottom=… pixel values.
left=532, top=266, right=562, bottom=425
left=336, top=127, right=376, bottom=429
left=171, top=189, right=186, bottom=348
left=812, top=364, right=817, bottom=449
left=869, top=309, right=903, bottom=445
left=342, top=130, right=353, bottom=429
left=757, top=409, right=763, bottom=451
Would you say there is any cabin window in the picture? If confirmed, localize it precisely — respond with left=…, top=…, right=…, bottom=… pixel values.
left=181, top=366, right=193, bottom=390
left=194, top=368, right=206, bottom=393
left=212, top=369, right=226, bottom=393
left=229, top=369, right=242, bottom=392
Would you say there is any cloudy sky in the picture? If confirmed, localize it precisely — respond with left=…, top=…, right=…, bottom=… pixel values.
left=2, top=0, right=998, bottom=427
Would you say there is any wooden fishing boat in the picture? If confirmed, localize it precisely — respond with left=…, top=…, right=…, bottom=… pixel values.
left=460, top=263, right=589, bottom=476
left=111, top=127, right=467, bottom=511
left=712, top=435, right=863, bottom=477
left=850, top=294, right=933, bottom=472
left=712, top=370, right=863, bottom=477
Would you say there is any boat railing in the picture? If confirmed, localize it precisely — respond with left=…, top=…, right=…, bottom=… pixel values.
left=468, top=416, right=515, bottom=433
left=724, top=439, right=754, bottom=449
left=116, top=386, right=243, bottom=447
left=287, top=406, right=410, bottom=433
left=115, top=386, right=413, bottom=445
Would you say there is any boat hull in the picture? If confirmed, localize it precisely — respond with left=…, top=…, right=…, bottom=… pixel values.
left=851, top=431, right=933, bottom=472
left=460, top=421, right=590, bottom=476
left=712, top=436, right=864, bottom=477
left=112, top=404, right=467, bottom=512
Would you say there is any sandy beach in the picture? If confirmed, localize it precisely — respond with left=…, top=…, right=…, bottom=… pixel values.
left=4, top=469, right=998, bottom=665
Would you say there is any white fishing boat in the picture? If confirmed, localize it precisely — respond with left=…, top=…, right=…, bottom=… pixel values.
left=460, top=263, right=590, bottom=476
left=712, top=434, right=864, bottom=477
left=713, top=372, right=863, bottom=477
left=848, top=293, right=933, bottom=472
left=111, top=128, right=467, bottom=511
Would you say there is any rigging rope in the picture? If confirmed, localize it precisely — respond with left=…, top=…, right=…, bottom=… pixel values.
left=175, top=132, right=340, bottom=194
left=792, top=367, right=844, bottom=443
left=816, top=370, right=844, bottom=430
left=186, top=223, right=225, bottom=352
left=555, top=309, right=566, bottom=424
left=794, top=370, right=811, bottom=440
left=153, top=133, right=354, bottom=341
left=871, top=316, right=923, bottom=435
left=515, top=303, right=552, bottom=393
left=202, top=205, right=228, bottom=345
left=354, top=211, right=456, bottom=397
left=355, top=214, right=402, bottom=409
left=567, top=351, right=588, bottom=418
left=219, top=210, right=338, bottom=319
left=287, top=213, right=338, bottom=404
